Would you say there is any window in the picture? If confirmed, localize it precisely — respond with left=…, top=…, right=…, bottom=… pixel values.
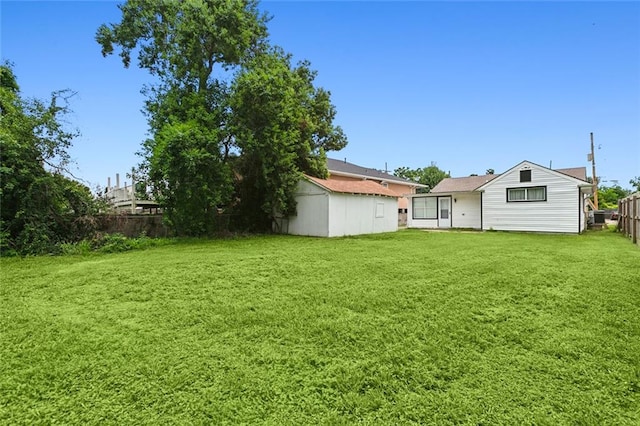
left=413, top=197, right=437, bottom=219
left=507, top=186, right=546, bottom=202
left=520, top=169, right=531, bottom=182
left=376, top=203, right=384, bottom=218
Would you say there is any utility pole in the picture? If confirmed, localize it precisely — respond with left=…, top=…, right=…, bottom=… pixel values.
left=589, top=132, right=599, bottom=210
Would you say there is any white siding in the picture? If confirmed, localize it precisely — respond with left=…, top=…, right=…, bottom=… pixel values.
left=286, top=180, right=330, bottom=237
left=407, top=193, right=481, bottom=229
left=482, top=162, right=582, bottom=233
left=451, top=192, right=482, bottom=229
left=328, top=193, right=398, bottom=237
left=286, top=180, right=398, bottom=237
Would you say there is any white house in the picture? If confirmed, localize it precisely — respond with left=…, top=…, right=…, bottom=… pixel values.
left=408, top=161, right=593, bottom=233
left=278, top=175, right=399, bottom=237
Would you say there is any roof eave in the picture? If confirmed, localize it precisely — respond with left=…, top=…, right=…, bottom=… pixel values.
left=328, top=170, right=427, bottom=187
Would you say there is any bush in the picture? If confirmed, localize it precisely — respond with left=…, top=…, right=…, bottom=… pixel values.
left=60, top=240, right=92, bottom=255
left=57, top=232, right=169, bottom=255
left=92, top=233, right=132, bottom=253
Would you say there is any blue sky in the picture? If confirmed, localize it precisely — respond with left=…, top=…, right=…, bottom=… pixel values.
left=2, top=1, right=639, bottom=190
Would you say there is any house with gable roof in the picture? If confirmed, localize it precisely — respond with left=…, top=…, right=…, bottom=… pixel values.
left=407, top=160, right=593, bottom=233
left=327, top=158, right=427, bottom=224
left=277, top=158, right=424, bottom=236
left=277, top=174, right=399, bottom=237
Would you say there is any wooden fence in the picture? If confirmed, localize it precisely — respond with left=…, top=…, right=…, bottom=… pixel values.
left=619, top=193, right=640, bottom=246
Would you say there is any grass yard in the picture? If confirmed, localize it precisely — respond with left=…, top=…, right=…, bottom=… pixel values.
left=1, top=229, right=639, bottom=425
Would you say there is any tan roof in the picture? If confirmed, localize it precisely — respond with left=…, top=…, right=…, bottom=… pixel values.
left=431, top=174, right=499, bottom=193
left=555, top=167, right=587, bottom=181
left=305, top=175, right=399, bottom=197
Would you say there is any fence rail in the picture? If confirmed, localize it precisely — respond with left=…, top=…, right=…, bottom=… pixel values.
left=619, top=193, right=640, bottom=246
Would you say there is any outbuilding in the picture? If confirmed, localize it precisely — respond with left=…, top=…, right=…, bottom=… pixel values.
left=278, top=175, right=399, bottom=237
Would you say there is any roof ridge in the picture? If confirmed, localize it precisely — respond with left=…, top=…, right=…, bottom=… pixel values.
left=326, top=158, right=426, bottom=187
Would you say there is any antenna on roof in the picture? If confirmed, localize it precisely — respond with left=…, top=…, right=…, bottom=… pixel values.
left=344, top=158, right=347, bottom=163
left=549, top=160, right=552, bottom=169
left=384, top=162, right=388, bottom=173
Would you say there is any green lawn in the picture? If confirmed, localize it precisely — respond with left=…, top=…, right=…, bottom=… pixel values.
left=1, top=229, right=639, bottom=425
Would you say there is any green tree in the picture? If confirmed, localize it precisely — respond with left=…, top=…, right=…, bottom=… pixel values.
left=1, top=63, right=96, bottom=255
left=96, top=0, right=268, bottom=88
left=597, top=185, right=631, bottom=209
left=97, top=0, right=269, bottom=236
left=630, top=176, right=640, bottom=193
left=394, top=162, right=450, bottom=192
left=149, top=122, right=233, bottom=235
left=98, top=1, right=347, bottom=234
left=393, top=167, right=420, bottom=182
left=229, top=48, right=347, bottom=231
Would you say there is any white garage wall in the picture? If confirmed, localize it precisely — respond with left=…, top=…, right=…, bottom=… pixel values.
left=286, top=180, right=330, bottom=237
left=328, top=193, right=398, bottom=237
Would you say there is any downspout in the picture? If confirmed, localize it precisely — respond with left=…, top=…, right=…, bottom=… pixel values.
left=578, top=187, right=581, bottom=234
left=480, top=192, right=484, bottom=230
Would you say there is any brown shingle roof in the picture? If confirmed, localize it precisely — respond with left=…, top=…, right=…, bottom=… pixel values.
left=555, top=167, right=587, bottom=181
left=305, top=175, right=399, bottom=198
left=327, top=158, right=426, bottom=187
left=431, top=174, right=499, bottom=193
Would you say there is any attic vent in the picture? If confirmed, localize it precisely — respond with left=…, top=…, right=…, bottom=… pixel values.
left=520, top=169, right=532, bottom=182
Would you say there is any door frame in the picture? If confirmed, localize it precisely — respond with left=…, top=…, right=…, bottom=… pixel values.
left=438, top=196, right=452, bottom=228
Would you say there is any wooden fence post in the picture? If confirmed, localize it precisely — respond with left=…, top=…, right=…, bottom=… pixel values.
left=618, top=193, right=640, bottom=247
left=633, top=194, right=638, bottom=245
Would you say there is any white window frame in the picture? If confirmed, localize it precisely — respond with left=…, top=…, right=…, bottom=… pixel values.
left=507, top=186, right=547, bottom=202
left=412, top=197, right=437, bottom=219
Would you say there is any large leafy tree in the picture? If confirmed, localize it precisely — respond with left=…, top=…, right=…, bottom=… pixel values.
left=98, top=1, right=347, bottom=234
left=96, top=0, right=269, bottom=235
left=229, top=48, right=347, bottom=231
left=1, top=64, right=96, bottom=255
left=394, top=162, right=450, bottom=192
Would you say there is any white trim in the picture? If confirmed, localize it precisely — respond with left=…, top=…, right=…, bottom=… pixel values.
left=477, top=160, right=590, bottom=191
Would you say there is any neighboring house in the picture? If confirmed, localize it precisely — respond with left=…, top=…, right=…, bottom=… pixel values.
left=327, top=158, right=427, bottom=224
left=277, top=175, right=398, bottom=237
left=408, top=161, right=593, bottom=233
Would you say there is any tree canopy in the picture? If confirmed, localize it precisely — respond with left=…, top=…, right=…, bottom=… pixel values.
left=597, top=184, right=631, bottom=210
left=230, top=48, right=347, bottom=230
left=96, top=0, right=270, bottom=235
left=97, top=0, right=347, bottom=234
left=96, top=0, right=269, bottom=87
left=1, top=63, right=97, bottom=255
left=394, top=162, right=450, bottom=192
